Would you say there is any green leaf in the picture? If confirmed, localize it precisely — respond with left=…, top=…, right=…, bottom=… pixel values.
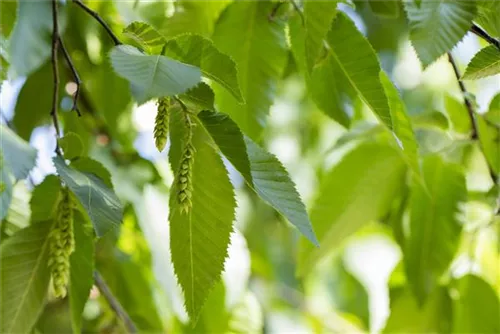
left=212, top=1, right=288, bottom=139
left=404, top=0, right=476, bottom=67
left=69, top=211, right=95, bottom=334
left=179, top=83, right=215, bottom=111
left=123, top=21, right=166, bottom=54
left=452, top=275, right=500, bottom=333
left=485, top=93, right=500, bottom=126
left=303, top=1, right=338, bottom=72
left=1, top=124, right=37, bottom=180
left=0, top=0, right=17, bottom=38
left=369, top=1, right=400, bottom=18
left=297, top=142, right=406, bottom=276
left=405, top=156, right=466, bottom=304
left=326, top=13, right=392, bottom=129
left=59, top=132, right=84, bottom=160
left=462, top=45, right=500, bottom=80
left=0, top=153, right=13, bottom=221
left=444, top=95, right=473, bottom=134
left=8, top=0, right=65, bottom=77
left=169, top=112, right=236, bottom=321
left=70, top=157, right=114, bottom=189
left=476, top=1, right=500, bottom=38
left=380, top=72, right=420, bottom=174
left=197, top=110, right=318, bottom=245
left=30, top=175, right=62, bottom=222
left=163, top=34, right=243, bottom=103
left=227, top=292, right=263, bottom=333
left=0, top=220, right=52, bottom=333
left=476, top=114, right=500, bottom=176
left=384, top=287, right=452, bottom=333
left=53, top=156, right=123, bottom=237
left=110, top=44, right=201, bottom=104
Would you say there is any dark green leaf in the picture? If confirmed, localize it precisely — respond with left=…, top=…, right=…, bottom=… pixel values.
left=452, top=275, right=500, bottom=333
left=0, top=220, right=52, bottom=333
left=163, top=34, right=243, bottom=103
left=212, top=1, right=288, bottom=139
left=370, top=1, right=400, bottom=18
left=463, top=45, right=500, bottom=80
left=179, top=83, right=215, bottom=111
left=298, top=142, right=406, bottom=275
left=53, top=156, right=123, bottom=237
left=123, top=21, right=166, bottom=54
left=404, top=0, right=476, bottom=67
left=30, top=175, right=62, bottom=222
left=110, top=44, right=201, bottom=104
left=405, top=156, right=466, bottom=304
left=476, top=1, right=500, bottom=38
left=59, top=132, right=84, bottom=160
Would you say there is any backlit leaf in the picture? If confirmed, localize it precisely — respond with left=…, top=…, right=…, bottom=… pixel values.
left=463, top=45, right=500, bottom=80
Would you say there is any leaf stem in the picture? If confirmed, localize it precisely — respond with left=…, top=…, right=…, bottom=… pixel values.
left=73, top=0, right=122, bottom=46
left=471, top=23, right=500, bottom=51
left=51, top=0, right=62, bottom=156
left=59, top=37, right=82, bottom=116
left=93, top=271, right=138, bottom=333
left=447, top=52, right=477, bottom=139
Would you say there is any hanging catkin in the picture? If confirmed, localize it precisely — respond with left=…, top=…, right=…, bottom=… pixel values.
left=48, top=188, right=74, bottom=298
left=154, top=97, right=170, bottom=152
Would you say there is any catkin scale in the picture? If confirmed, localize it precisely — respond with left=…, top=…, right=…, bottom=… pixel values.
left=177, top=143, right=194, bottom=214
left=48, top=188, right=74, bottom=298
left=154, top=98, right=170, bottom=152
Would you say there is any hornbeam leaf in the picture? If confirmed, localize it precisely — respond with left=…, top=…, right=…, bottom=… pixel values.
left=212, top=1, right=288, bottom=139
left=404, top=0, right=476, bottom=67
left=0, top=220, right=52, bottom=334
left=163, top=34, right=243, bottom=102
left=297, top=142, right=406, bottom=275
left=326, top=13, right=392, bottom=129
left=1, top=124, right=37, bottom=180
left=169, top=110, right=236, bottom=321
left=53, top=156, right=123, bottom=237
left=110, top=44, right=201, bottom=104
left=405, top=156, right=466, bottom=304
left=197, top=110, right=318, bottom=245
left=123, top=21, right=166, bottom=54
left=462, top=45, right=500, bottom=80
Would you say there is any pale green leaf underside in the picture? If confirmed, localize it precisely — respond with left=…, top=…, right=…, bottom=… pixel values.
left=0, top=220, right=52, bottom=334
left=405, top=156, right=466, bottom=304
left=53, top=156, right=123, bottom=237
left=404, top=0, right=476, bottom=67
left=123, top=21, right=166, bottom=54
left=1, top=124, right=37, bottom=180
left=463, top=45, right=500, bottom=80
left=212, top=1, right=287, bottom=140
left=197, top=110, right=318, bottom=245
left=169, top=112, right=235, bottom=321
left=110, top=45, right=201, bottom=104
left=163, top=34, right=243, bottom=103
left=298, top=142, right=406, bottom=276
left=327, top=13, right=392, bottom=129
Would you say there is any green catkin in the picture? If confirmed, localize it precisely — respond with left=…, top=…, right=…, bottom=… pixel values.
left=48, top=188, right=74, bottom=298
left=177, top=113, right=195, bottom=214
left=154, top=97, right=170, bottom=152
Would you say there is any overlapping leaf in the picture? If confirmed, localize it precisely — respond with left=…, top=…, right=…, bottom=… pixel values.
left=463, top=45, right=500, bottom=80
left=212, top=1, right=287, bottom=139
left=197, top=110, right=318, bottom=245
left=1, top=124, right=37, bottom=180
left=404, top=0, right=476, bottom=67
left=297, top=142, right=406, bottom=275
left=326, top=13, right=392, bottom=128
left=53, top=156, right=123, bottom=237
left=405, top=156, right=466, bottom=304
left=169, top=110, right=236, bottom=320
left=30, top=175, right=61, bottom=222
left=110, top=45, right=201, bottom=104
left=163, top=34, right=243, bottom=102
left=123, top=21, right=166, bottom=54
left=0, top=220, right=52, bottom=333
left=476, top=115, right=500, bottom=176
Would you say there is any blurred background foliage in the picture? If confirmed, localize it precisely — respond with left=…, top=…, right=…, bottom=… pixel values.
left=0, top=0, right=499, bottom=333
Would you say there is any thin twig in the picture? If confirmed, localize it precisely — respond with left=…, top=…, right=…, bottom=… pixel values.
left=93, top=271, right=138, bottom=333
left=471, top=23, right=500, bottom=51
left=51, top=0, right=62, bottom=156
left=447, top=52, right=478, bottom=139
left=73, top=0, right=122, bottom=46
left=59, top=37, right=82, bottom=117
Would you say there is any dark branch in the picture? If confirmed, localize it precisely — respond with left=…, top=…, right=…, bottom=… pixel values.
left=93, top=271, right=138, bottom=333
left=59, top=37, right=82, bottom=117
left=471, top=23, right=500, bottom=51
left=447, top=52, right=478, bottom=139
left=73, top=0, right=122, bottom=46
left=51, top=0, right=62, bottom=156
